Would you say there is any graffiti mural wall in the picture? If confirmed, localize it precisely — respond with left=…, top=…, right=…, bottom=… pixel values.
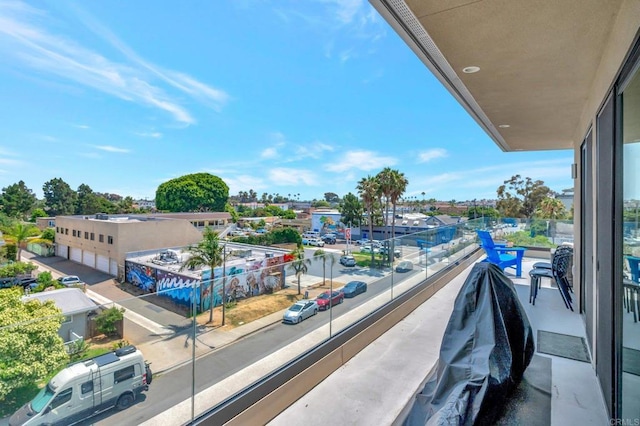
left=125, top=253, right=288, bottom=315
left=125, top=262, right=157, bottom=293
left=156, top=269, right=200, bottom=308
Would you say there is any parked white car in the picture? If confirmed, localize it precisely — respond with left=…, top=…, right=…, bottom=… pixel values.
left=57, top=275, right=83, bottom=287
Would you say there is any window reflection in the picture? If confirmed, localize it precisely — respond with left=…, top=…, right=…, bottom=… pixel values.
left=621, top=62, right=640, bottom=420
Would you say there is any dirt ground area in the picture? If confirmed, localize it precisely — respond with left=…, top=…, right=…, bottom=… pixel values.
left=194, top=279, right=347, bottom=329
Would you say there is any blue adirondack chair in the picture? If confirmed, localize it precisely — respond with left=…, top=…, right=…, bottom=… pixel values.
left=476, top=230, right=526, bottom=277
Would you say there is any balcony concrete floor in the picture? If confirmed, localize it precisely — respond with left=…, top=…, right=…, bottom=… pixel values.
left=269, top=258, right=610, bottom=426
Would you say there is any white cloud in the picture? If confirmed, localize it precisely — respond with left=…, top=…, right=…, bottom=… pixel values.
left=261, top=147, right=279, bottom=159
left=0, top=2, right=230, bottom=124
left=136, top=131, right=163, bottom=138
left=94, top=145, right=130, bottom=153
left=268, top=168, right=319, bottom=186
left=73, top=124, right=90, bottom=129
left=221, top=174, right=269, bottom=195
left=417, top=148, right=448, bottom=163
left=324, top=150, right=397, bottom=173
left=293, top=141, right=334, bottom=160
left=321, top=0, right=363, bottom=25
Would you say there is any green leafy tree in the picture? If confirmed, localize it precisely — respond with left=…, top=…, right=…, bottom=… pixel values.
left=43, top=178, right=77, bottom=216
left=270, top=228, right=301, bottom=245
left=75, top=184, right=103, bottom=215
left=95, top=306, right=125, bottom=336
left=535, top=197, right=567, bottom=219
left=312, top=200, right=331, bottom=208
left=281, top=209, right=296, bottom=219
left=0, top=181, right=37, bottom=219
left=156, top=173, right=229, bottom=212
left=116, top=196, right=135, bottom=213
left=496, top=175, right=551, bottom=219
left=226, top=203, right=239, bottom=222
left=288, top=247, right=310, bottom=295
left=324, top=192, right=340, bottom=203
left=0, top=288, right=67, bottom=401
left=339, top=192, right=363, bottom=227
left=30, top=208, right=47, bottom=222
left=181, top=227, right=225, bottom=324
left=41, top=228, right=55, bottom=242
left=357, top=176, right=379, bottom=263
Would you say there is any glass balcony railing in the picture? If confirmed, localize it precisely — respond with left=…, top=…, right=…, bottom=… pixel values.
left=0, top=218, right=573, bottom=425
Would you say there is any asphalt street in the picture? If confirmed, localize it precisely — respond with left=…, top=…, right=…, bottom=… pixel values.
left=79, top=268, right=420, bottom=425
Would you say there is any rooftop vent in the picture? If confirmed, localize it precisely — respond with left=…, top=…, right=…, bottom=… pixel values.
left=95, top=213, right=109, bottom=220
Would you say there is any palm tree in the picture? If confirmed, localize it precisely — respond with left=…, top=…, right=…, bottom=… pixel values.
left=357, top=176, right=379, bottom=264
left=387, top=170, right=408, bottom=263
left=313, top=249, right=329, bottom=286
left=376, top=168, right=394, bottom=244
left=288, top=247, right=310, bottom=295
left=2, top=222, right=39, bottom=261
left=181, top=227, right=225, bottom=324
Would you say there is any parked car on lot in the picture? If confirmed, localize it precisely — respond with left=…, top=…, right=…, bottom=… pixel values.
left=306, top=238, right=325, bottom=247
left=355, top=239, right=369, bottom=246
left=57, top=275, right=83, bottom=287
left=322, top=234, right=336, bottom=244
left=395, top=261, right=414, bottom=273
left=342, top=281, right=367, bottom=298
left=339, top=255, right=357, bottom=267
left=315, top=290, right=344, bottom=310
left=282, top=300, right=318, bottom=324
left=360, top=245, right=379, bottom=254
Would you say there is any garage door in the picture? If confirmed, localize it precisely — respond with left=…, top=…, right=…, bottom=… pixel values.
left=83, top=251, right=95, bottom=268
left=70, top=247, right=82, bottom=263
left=96, top=255, right=110, bottom=273
left=109, top=259, right=118, bottom=276
left=56, top=244, right=68, bottom=258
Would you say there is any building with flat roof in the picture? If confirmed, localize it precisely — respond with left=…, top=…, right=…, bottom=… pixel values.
left=55, top=212, right=232, bottom=277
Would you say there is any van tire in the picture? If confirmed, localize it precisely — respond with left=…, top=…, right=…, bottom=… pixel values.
left=116, top=393, right=134, bottom=410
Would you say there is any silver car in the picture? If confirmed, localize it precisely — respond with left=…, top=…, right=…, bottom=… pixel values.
left=283, top=300, right=319, bottom=324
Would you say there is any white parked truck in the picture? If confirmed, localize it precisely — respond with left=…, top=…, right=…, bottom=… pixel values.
left=9, top=345, right=152, bottom=426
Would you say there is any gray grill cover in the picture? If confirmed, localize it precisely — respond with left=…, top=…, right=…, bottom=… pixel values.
left=404, top=262, right=534, bottom=425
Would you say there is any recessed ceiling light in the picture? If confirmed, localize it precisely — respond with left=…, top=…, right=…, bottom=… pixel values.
left=498, top=124, right=510, bottom=128
left=462, top=66, right=480, bottom=73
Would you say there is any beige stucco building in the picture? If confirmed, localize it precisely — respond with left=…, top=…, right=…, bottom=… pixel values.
left=55, top=212, right=231, bottom=277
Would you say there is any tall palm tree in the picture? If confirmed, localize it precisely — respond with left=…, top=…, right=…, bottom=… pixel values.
left=2, top=222, right=39, bottom=261
left=387, top=170, right=409, bottom=263
left=313, top=249, right=329, bottom=286
left=288, top=247, right=310, bottom=295
left=376, top=168, right=394, bottom=245
left=357, top=176, right=379, bottom=264
left=181, top=227, right=225, bottom=324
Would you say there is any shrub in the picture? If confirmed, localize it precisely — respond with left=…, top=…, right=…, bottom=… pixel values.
left=68, top=339, right=91, bottom=361
left=95, top=306, right=125, bottom=337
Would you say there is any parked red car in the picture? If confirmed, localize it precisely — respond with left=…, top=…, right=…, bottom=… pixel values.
left=315, top=290, right=344, bottom=310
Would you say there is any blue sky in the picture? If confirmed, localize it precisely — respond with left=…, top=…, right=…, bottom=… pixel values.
left=0, top=0, right=573, bottom=203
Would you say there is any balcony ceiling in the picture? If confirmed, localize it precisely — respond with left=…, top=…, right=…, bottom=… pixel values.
left=372, top=0, right=624, bottom=152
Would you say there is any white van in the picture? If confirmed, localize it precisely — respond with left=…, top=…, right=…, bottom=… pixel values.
left=302, top=231, right=320, bottom=239
left=10, top=345, right=151, bottom=426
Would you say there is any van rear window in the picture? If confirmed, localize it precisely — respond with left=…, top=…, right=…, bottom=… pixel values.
left=114, top=365, right=135, bottom=383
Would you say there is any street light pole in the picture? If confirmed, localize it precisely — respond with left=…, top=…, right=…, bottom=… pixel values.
left=222, top=243, right=227, bottom=326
